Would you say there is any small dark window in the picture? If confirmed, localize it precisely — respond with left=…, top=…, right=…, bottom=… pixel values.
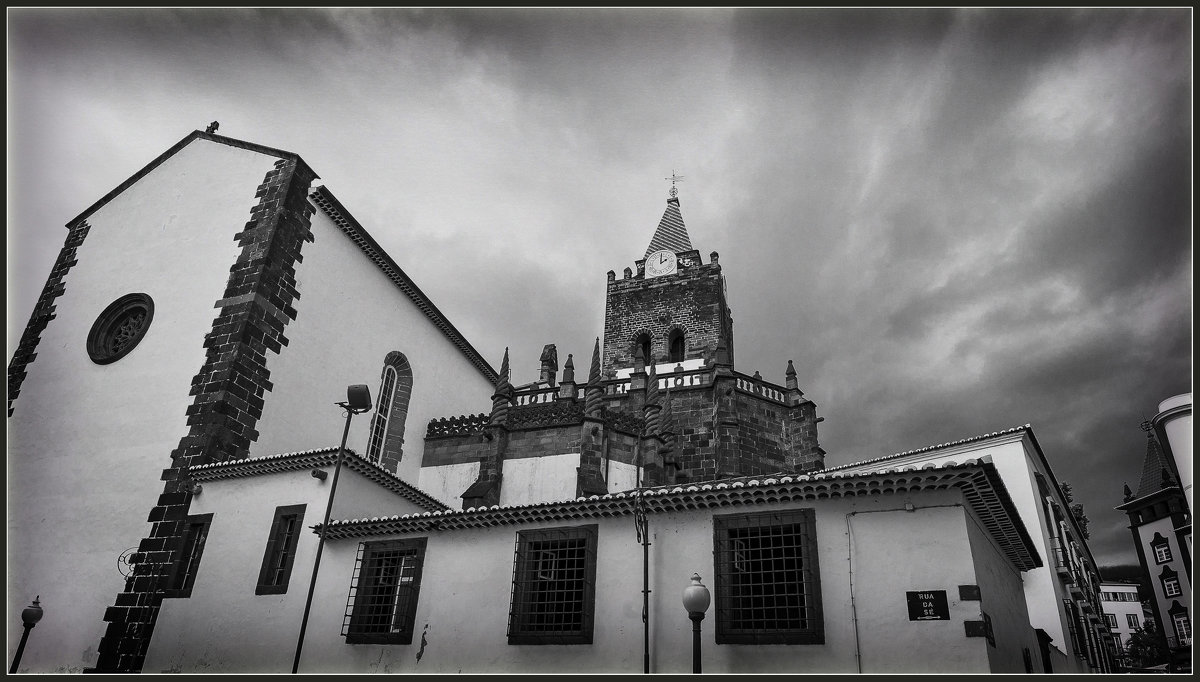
left=256, top=504, right=306, bottom=595
left=714, top=509, right=823, bottom=644
left=637, top=335, right=653, bottom=367
left=165, top=513, right=212, bottom=598
left=344, top=538, right=427, bottom=644
left=87, top=293, right=154, bottom=364
left=669, top=330, right=686, bottom=363
left=508, top=525, right=598, bottom=644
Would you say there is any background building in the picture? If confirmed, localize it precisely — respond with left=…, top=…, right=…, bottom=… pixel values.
left=1100, top=580, right=1144, bottom=670
left=1116, top=393, right=1193, bottom=673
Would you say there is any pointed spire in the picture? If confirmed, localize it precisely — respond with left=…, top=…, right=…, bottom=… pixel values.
left=584, top=338, right=603, bottom=417
left=562, top=354, right=575, bottom=384
left=490, top=347, right=513, bottom=426
left=786, top=360, right=798, bottom=390
left=1133, top=424, right=1175, bottom=499
left=643, top=186, right=694, bottom=260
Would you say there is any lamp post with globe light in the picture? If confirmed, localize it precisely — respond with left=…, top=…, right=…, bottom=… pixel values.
left=682, top=573, right=711, bottom=674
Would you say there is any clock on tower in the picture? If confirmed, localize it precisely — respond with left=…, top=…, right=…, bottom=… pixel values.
left=645, top=249, right=677, bottom=277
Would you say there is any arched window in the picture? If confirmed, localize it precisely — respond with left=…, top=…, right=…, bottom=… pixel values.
left=365, top=352, right=413, bottom=472
left=634, top=333, right=653, bottom=367
left=669, top=329, right=686, bottom=363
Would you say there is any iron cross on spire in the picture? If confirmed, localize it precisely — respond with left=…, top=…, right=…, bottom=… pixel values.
left=665, top=171, right=684, bottom=199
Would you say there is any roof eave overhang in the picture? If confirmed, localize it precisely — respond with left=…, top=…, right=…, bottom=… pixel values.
left=320, top=459, right=1042, bottom=571
left=188, top=447, right=451, bottom=513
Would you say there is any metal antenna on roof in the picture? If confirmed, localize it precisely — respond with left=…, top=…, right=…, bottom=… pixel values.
left=665, top=170, right=684, bottom=199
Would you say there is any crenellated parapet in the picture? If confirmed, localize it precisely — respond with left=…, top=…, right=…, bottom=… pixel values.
left=508, top=401, right=584, bottom=430
left=426, top=413, right=490, bottom=439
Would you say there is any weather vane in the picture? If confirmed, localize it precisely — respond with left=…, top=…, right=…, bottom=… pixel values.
left=665, top=170, right=684, bottom=199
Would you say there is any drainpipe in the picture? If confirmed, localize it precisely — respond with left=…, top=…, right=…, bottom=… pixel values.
left=845, top=504, right=964, bottom=674
left=633, top=439, right=651, bottom=674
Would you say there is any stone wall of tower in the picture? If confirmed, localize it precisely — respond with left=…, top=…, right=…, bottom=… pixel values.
left=602, top=261, right=732, bottom=372
left=601, top=371, right=823, bottom=483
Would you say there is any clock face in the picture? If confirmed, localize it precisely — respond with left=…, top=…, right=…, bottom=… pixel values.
left=645, top=249, right=677, bottom=277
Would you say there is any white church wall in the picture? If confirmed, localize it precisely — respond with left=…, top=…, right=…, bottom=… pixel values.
left=144, top=464, right=432, bottom=673
left=417, top=460, right=480, bottom=509
left=151, top=486, right=1020, bottom=674
left=830, top=432, right=1089, bottom=667
left=835, top=495, right=995, bottom=673
left=606, top=459, right=640, bottom=494
left=6, top=140, right=281, bottom=673
left=498, top=453, right=581, bottom=506
left=250, top=201, right=494, bottom=485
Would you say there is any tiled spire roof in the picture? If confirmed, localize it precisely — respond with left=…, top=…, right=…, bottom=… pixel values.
left=643, top=196, right=693, bottom=259
left=1134, top=423, right=1176, bottom=498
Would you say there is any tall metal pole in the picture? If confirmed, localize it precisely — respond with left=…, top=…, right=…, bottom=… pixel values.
left=10, top=597, right=42, bottom=674
left=633, top=438, right=650, bottom=674
left=689, top=612, right=704, bottom=674
left=291, top=404, right=356, bottom=674
left=9, top=622, right=35, bottom=674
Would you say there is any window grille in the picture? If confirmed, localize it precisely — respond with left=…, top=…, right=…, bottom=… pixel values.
left=508, top=525, right=598, bottom=644
left=714, top=509, right=823, bottom=644
left=366, top=366, right=397, bottom=464
left=1105, top=613, right=1118, bottom=629
left=1126, top=613, right=1139, bottom=629
left=166, top=514, right=212, bottom=597
left=256, top=504, right=306, bottom=595
left=343, top=538, right=427, bottom=644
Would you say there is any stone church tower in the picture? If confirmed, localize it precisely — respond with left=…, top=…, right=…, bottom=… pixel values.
left=418, top=184, right=825, bottom=507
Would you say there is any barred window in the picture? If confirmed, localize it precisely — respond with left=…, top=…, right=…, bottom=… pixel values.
left=255, top=504, right=305, bottom=595
left=343, top=538, right=427, bottom=644
left=165, top=513, right=212, bottom=598
left=1126, top=613, right=1139, bottom=629
left=1105, top=613, right=1118, bottom=629
left=713, top=509, right=823, bottom=645
left=508, top=525, right=598, bottom=645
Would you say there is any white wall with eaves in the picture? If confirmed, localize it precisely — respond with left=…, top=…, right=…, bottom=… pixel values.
left=143, top=462, right=433, bottom=674
left=829, top=432, right=1097, bottom=670
left=144, top=483, right=1035, bottom=673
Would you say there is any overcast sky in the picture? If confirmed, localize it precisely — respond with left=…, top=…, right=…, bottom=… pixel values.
left=7, top=8, right=1192, bottom=567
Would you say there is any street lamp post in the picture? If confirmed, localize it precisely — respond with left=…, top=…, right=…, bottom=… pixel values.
left=291, top=384, right=373, bottom=674
left=9, top=597, right=43, bottom=674
left=682, top=573, right=711, bottom=674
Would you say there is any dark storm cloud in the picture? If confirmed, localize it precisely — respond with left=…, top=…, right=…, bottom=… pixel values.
left=6, top=8, right=1190, bottom=568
